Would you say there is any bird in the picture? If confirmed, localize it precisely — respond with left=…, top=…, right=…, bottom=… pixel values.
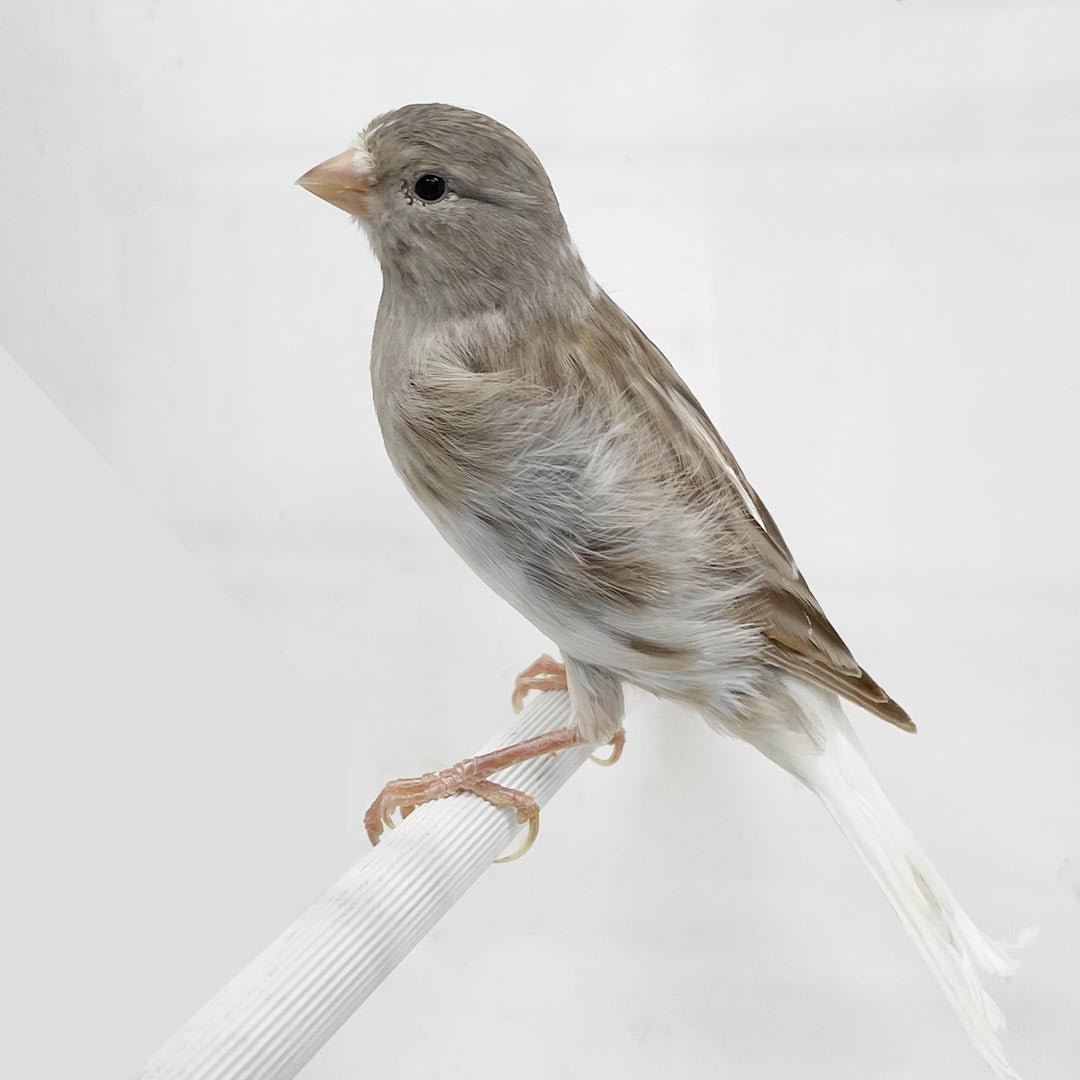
left=298, top=103, right=1025, bottom=1077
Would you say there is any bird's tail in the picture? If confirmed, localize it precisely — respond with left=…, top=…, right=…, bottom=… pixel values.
left=745, top=681, right=1028, bottom=1079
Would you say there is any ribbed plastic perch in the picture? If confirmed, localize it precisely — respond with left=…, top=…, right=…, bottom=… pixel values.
left=133, top=690, right=589, bottom=1080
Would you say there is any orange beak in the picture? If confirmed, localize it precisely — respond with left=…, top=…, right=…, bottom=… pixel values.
left=296, top=146, right=373, bottom=216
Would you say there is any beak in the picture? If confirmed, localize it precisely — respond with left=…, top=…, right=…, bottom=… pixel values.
left=296, top=146, right=373, bottom=216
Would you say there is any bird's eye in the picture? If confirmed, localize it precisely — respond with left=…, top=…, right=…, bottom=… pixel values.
left=413, top=174, right=447, bottom=202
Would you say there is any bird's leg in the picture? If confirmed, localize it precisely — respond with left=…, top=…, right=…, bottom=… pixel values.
left=511, top=652, right=567, bottom=713
left=512, top=653, right=627, bottom=767
left=364, top=725, right=582, bottom=860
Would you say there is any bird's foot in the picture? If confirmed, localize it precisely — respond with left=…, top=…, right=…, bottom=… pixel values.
left=511, top=653, right=567, bottom=713
left=363, top=725, right=582, bottom=862
left=590, top=729, right=626, bottom=767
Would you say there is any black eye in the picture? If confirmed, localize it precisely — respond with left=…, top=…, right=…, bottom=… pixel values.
left=413, top=174, right=446, bottom=202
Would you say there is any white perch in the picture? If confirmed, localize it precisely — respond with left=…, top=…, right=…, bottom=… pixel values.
left=134, top=690, right=589, bottom=1080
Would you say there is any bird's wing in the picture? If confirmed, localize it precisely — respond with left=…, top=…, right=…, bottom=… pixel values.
left=616, top=309, right=915, bottom=733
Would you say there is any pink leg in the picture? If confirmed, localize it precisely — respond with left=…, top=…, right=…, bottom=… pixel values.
left=511, top=653, right=627, bottom=767
left=364, top=726, right=582, bottom=860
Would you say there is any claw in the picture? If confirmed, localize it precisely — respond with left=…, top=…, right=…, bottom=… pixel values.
left=495, top=810, right=540, bottom=864
left=590, top=730, right=626, bottom=767
left=382, top=805, right=396, bottom=831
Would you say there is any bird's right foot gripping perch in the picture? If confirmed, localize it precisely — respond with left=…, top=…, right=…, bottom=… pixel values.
left=364, top=653, right=626, bottom=862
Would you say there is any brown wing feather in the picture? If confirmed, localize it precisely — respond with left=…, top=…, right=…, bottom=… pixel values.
left=617, top=308, right=916, bottom=733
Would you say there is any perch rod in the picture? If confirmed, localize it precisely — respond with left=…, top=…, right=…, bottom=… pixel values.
left=134, top=689, right=590, bottom=1080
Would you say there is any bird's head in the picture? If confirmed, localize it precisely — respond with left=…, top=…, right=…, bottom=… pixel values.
left=298, top=103, right=592, bottom=317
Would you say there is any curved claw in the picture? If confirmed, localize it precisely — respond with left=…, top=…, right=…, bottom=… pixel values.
left=382, top=805, right=396, bottom=831
left=494, top=811, right=540, bottom=864
left=590, top=731, right=626, bottom=767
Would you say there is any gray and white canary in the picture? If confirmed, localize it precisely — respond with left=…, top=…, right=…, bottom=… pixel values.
left=299, top=103, right=1025, bottom=1078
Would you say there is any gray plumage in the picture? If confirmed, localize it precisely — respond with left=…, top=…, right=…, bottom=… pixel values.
left=364, top=103, right=910, bottom=744
left=300, top=103, right=1024, bottom=1078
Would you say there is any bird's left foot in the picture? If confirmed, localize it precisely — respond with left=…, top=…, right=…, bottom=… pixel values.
left=363, top=725, right=583, bottom=862
left=511, top=653, right=567, bottom=713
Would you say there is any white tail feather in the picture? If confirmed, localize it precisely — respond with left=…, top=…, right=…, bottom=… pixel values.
left=745, top=681, right=1027, bottom=1079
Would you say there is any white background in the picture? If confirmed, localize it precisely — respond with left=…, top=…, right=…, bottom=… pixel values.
left=2, top=1, right=1079, bottom=1077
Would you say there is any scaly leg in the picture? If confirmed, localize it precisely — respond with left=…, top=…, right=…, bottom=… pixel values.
left=364, top=726, right=582, bottom=860
left=511, top=653, right=627, bottom=767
